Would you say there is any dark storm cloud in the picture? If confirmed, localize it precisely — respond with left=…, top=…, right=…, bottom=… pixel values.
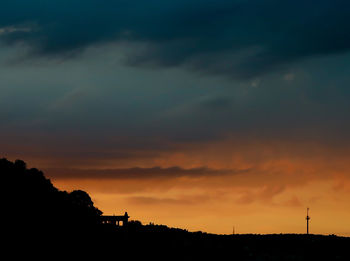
left=44, top=166, right=249, bottom=180
left=1, top=1, right=350, bottom=78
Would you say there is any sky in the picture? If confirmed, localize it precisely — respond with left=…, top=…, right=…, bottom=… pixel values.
left=1, top=0, right=350, bottom=235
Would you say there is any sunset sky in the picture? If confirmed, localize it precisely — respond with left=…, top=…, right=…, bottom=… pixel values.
left=1, top=1, right=350, bottom=236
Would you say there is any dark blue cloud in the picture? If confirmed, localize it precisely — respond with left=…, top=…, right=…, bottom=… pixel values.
left=1, top=1, right=350, bottom=78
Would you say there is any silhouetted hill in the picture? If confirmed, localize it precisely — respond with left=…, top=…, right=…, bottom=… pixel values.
left=2, top=158, right=102, bottom=234
left=2, top=158, right=349, bottom=260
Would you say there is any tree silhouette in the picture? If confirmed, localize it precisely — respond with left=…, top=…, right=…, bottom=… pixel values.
left=1, top=158, right=102, bottom=233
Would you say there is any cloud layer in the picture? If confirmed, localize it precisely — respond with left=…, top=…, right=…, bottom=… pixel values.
left=1, top=1, right=350, bottom=78
left=44, top=166, right=248, bottom=180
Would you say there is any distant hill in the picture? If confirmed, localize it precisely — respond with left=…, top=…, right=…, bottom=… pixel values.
left=2, top=158, right=349, bottom=260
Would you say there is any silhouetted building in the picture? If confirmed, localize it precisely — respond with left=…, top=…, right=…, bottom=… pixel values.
left=101, top=212, right=129, bottom=226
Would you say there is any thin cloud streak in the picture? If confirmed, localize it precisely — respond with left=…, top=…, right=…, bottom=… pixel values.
left=127, top=195, right=211, bottom=206
left=45, top=166, right=251, bottom=180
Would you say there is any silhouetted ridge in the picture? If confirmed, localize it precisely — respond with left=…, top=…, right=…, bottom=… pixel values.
left=1, top=158, right=102, bottom=234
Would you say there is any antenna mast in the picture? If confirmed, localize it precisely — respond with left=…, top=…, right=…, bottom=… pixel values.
left=306, top=207, right=310, bottom=234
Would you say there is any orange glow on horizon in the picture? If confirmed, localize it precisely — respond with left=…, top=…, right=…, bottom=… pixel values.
left=36, top=138, right=350, bottom=237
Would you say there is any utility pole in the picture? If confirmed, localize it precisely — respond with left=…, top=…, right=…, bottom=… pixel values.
left=306, top=207, right=310, bottom=235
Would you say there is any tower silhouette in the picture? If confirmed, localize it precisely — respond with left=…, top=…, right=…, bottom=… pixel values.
left=306, top=208, right=310, bottom=234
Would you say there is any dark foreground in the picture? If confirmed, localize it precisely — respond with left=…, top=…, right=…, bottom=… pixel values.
left=2, top=158, right=349, bottom=260
left=9, top=225, right=350, bottom=260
